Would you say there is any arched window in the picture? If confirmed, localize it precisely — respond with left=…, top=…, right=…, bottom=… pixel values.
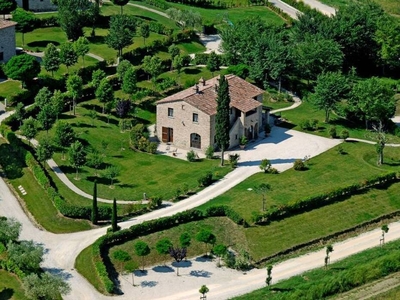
left=190, top=133, right=201, bottom=149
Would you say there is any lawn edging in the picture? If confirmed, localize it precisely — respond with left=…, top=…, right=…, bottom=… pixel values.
left=255, top=208, right=400, bottom=266
left=252, top=172, right=400, bottom=224
left=79, top=205, right=246, bottom=294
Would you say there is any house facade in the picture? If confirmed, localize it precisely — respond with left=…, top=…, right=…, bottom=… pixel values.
left=0, top=20, right=17, bottom=63
left=16, top=0, right=57, bottom=12
left=156, top=74, right=267, bottom=152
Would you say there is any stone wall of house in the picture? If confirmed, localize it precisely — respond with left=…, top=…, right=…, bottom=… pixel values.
left=0, top=25, right=16, bottom=63
left=156, top=101, right=212, bottom=152
left=16, top=0, right=58, bottom=11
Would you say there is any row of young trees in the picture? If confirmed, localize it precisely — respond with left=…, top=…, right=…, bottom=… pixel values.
left=0, top=217, right=70, bottom=299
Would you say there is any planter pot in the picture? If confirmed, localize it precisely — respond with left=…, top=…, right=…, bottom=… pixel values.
left=240, top=144, right=245, bottom=150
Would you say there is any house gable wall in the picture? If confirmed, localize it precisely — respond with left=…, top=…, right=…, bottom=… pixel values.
left=157, top=101, right=212, bottom=151
left=0, top=25, right=16, bottom=63
left=16, top=0, right=57, bottom=11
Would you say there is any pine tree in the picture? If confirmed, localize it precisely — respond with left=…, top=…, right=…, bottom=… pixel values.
left=91, top=180, right=98, bottom=225
left=215, top=75, right=231, bottom=166
left=111, top=198, right=118, bottom=232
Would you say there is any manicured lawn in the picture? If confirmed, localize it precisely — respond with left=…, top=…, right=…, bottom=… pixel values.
left=178, top=40, right=206, bottom=54
left=199, top=142, right=400, bottom=221
left=109, top=217, right=247, bottom=272
left=0, top=270, right=28, bottom=300
left=40, top=55, right=99, bottom=78
left=135, top=1, right=286, bottom=25
left=244, top=181, right=400, bottom=260
left=158, top=66, right=223, bottom=87
left=40, top=101, right=231, bottom=201
left=278, top=101, right=400, bottom=142
left=101, top=2, right=179, bottom=29
left=16, top=27, right=67, bottom=51
left=0, top=80, right=24, bottom=101
left=234, top=238, right=400, bottom=299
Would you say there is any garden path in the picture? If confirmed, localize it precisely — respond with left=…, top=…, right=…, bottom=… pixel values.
left=346, top=138, right=400, bottom=147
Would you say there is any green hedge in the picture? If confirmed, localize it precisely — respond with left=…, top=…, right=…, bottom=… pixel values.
left=253, top=172, right=399, bottom=224
left=24, top=151, right=112, bottom=220
left=88, top=206, right=246, bottom=293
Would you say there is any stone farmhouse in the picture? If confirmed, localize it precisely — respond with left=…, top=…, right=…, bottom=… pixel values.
left=16, top=0, right=57, bottom=12
left=0, top=20, right=17, bottom=63
left=156, top=74, right=268, bottom=152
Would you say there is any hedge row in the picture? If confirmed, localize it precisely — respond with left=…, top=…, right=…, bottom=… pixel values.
left=253, top=172, right=399, bottom=224
left=280, top=0, right=314, bottom=13
left=0, top=131, right=113, bottom=221
left=140, top=0, right=172, bottom=10
left=24, top=149, right=112, bottom=220
left=255, top=208, right=400, bottom=266
left=90, top=206, right=246, bottom=293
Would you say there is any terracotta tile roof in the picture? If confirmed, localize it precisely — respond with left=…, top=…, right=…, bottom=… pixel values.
left=157, top=74, right=264, bottom=115
left=0, top=20, right=17, bottom=30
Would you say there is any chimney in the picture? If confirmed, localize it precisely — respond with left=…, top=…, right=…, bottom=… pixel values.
left=195, top=83, right=199, bottom=94
left=214, top=84, right=218, bottom=92
left=199, top=77, right=206, bottom=86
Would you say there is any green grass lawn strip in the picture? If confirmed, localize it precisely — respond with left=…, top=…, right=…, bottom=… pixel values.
left=199, top=142, right=400, bottom=221
left=75, top=246, right=109, bottom=295
left=0, top=80, right=24, bottom=100
left=0, top=270, right=29, bottom=300
left=233, top=238, right=400, bottom=299
left=37, top=102, right=231, bottom=201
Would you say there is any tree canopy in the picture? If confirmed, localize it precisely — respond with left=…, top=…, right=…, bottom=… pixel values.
left=215, top=75, right=231, bottom=166
left=57, top=0, right=92, bottom=40
left=106, top=14, right=135, bottom=57
left=5, top=54, right=40, bottom=88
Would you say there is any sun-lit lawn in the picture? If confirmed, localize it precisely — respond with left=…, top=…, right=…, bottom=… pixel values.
left=36, top=100, right=232, bottom=201
left=159, top=2, right=286, bottom=25
left=0, top=80, right=24, bottom=101
left=318, top=0, right=400, bottom=16
left=277, top=101, right=400, bottom=143
left=16, top=27, right=67, bottom=51
left=101, top=2, right=179, bottom=29
left=199, top=142, right=400, bottom=221
left=0, top=270, right=28, bottom=300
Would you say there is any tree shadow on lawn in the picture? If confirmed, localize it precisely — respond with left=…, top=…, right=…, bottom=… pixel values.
left=0, top=288, right=14, bottom=300
left=86, top=176, right=120, bottom=186
left=184, top=68, right=201, bottom=75
left=134, top=270, right=148, bottom=277
left=87, top=35, right=105, bottom=45
left=27, top=40, right=60, bottom=48
left=97, top=115, right=119, bottom=126
left=172, top=261, right=192, bottom=268
left=81, top=103, right=103, bottom=114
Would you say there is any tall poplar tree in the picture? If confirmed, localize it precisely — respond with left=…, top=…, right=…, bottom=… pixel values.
left=111, top=198, right=118, bottom=232
left=215, top=75, right=230, bottom=166
left=91, top=180, right=98, bottom=225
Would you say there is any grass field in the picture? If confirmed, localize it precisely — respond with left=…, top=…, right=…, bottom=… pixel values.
left=277, top=101, right=400, bottom=143
left=199, top=142, right=400, bottom=221
left=234, top=238, right=400, bottom=299
left=39, top=100, right=231, bottom=201
left=0, top=270, right=28, bottom=300
left=109, top=217, right=246, bottom=272
left=163, top=2, right=286, bottom=25
left=0, top=80, right=24, bottom=101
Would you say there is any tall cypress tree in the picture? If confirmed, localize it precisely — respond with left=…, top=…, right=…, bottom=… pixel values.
left=215, top=75, right=231, bottom=166
left=91, top=180, right=98, bottom=225
left=111, top=198, right=118, bottom=232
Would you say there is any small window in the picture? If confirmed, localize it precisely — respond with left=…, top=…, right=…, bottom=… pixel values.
left=193, top=113, right=198, bottom=123
left=235, top=134, right=238, bottom=140
left=168, top=108, right=174, bottom=117
left=0, top=52, right=3, bottom=61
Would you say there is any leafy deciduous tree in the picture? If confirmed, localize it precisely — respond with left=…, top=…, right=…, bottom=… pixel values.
left=0, top=0, right=17, bottom=19
left=66, top=74, right=83, bottom=116
left=22, top=272, right=71, bottom=300
left=134, top=241, right=150, bottom=271
left=36, top=136, right=54, bottom=167
left=68, top=140, right=87, bottom=180
left=60, top=42, right=78, bottom=73
left=20, top=117, right=38, bottom=145
left=12, top=8, right=36, bottom=46
left=139, top=23, right=150, bottom=45
left=122, top=67, right=137, bottom=99
left=5, top=54, right=40, bottom=88
left=74, top=36, right=90, bottom=67
left=91, top=69, right=107, bottom=89
left=43, top=43, right=60, bottom=77
left=54, top=121, right=76, bottom=160
left=57, top=0, right=91, bottom=40
left=106, top=14, right=135, bottom=57
left=254, top=183, right=271, bottom=212
left=0, top=217, right=21, bottom=245
left=95, top=78, right=114, bottom=114
left=196, top=229, right=216, bottom=256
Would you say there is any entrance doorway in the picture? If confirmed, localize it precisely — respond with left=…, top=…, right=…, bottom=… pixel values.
left=162, top=127, right=173, bottom=143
